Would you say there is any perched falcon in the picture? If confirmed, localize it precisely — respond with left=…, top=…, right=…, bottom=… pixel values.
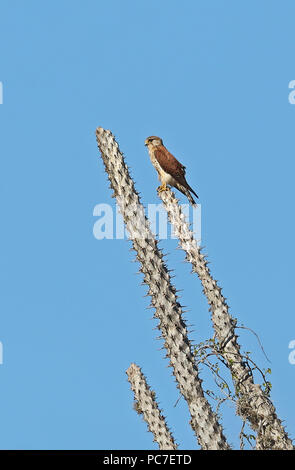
left=144, top=136, right=198, bottom=206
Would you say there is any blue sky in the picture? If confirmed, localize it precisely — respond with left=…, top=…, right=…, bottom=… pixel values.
left=0, top=0, right=294, bottom=449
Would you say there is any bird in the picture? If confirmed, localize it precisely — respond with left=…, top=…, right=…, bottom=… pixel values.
left=144, top=136, right=198, bottom=206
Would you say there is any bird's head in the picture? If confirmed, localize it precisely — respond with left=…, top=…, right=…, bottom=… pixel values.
left=144, top=136, right=163, bottom=147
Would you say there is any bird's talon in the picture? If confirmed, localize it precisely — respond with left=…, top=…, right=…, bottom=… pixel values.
left=157, top=183, right=167, bottom=193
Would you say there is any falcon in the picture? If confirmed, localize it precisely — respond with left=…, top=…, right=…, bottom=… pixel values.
left=144, top=136, right=198, bottom=206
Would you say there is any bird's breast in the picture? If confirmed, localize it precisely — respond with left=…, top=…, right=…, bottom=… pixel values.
left=149, top=149, right=176, bottom=185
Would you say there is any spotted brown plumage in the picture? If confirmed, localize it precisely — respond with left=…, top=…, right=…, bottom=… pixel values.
left=144, top=136, right=198, bottom=206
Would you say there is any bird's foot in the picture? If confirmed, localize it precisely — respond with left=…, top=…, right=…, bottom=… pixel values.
left=157, top=183, right=168, bottom=193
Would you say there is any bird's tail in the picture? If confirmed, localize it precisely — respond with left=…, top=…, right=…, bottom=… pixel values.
left=187, top=184, right=199, bottom=200
left=185, top=190, right=197, bottom=207
left=176, top=183, right=198, bottom=207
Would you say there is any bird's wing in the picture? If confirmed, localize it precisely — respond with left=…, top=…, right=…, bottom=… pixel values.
left=154, top=146, right=198, bottom=199
left=154, top=146, right=186, bottom=180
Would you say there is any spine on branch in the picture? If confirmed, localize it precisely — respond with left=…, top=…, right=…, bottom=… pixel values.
left=96, top=127, right=230, bottom=450
left=159, top=188, right=293, bottom=450
left=126, top=363, right=178, bottom=450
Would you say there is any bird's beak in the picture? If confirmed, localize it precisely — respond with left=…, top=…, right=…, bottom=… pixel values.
left=144, top=141, right=148, bottom=146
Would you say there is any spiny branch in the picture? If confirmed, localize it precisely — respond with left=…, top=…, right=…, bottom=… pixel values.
left=96, top=127, right=230, bottom=450
left=159, top=188, right=293, bottom=450
left=126, top=363, right=178, bottom=450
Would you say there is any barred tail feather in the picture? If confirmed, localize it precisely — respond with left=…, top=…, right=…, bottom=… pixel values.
left=176, top=183, right=198, bottom=207
left=186, top=190, right=197, bottom=207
